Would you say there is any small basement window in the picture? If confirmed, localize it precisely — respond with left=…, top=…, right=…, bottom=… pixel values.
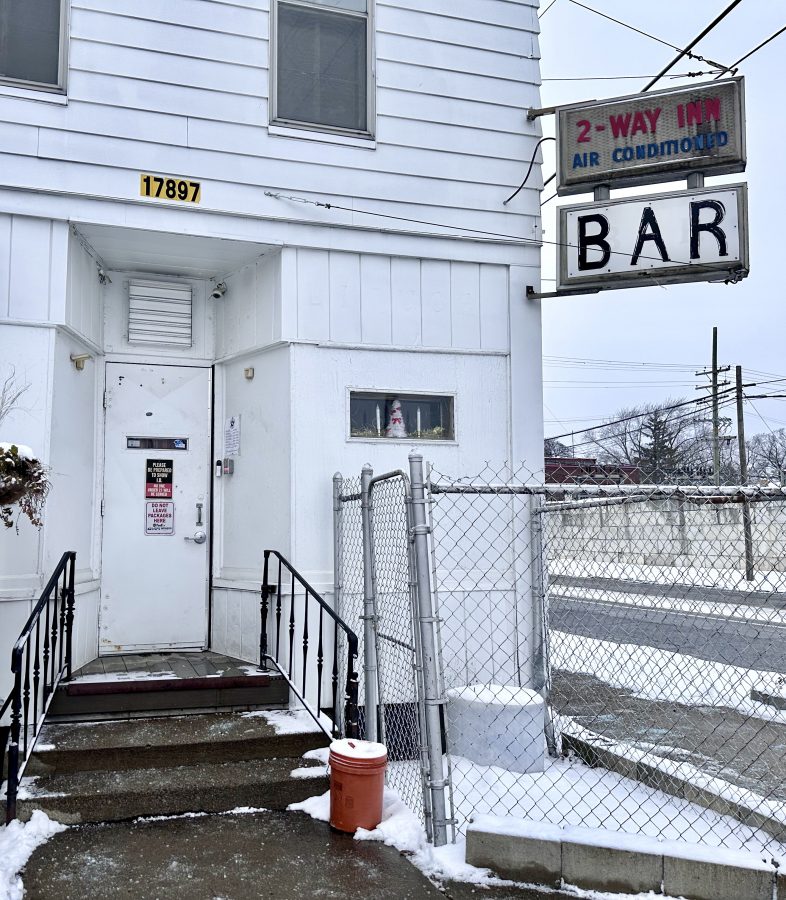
left=350, top=392, right=454, bottom=441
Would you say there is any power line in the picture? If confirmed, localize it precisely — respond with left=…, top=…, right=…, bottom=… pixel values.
left=641, top=0, right=744, bottom=91
left=547, top=388, right=739, bottom=441
left=566, top=0, right=685, bottom=54
left=543, top=70, right=723, bottom=81
left=264, top=190, right=693, bottom=265
left=538, top=0, right=560, bottom=18
left=716, top=23, right=786, bottom=77
left=544, top=355, right=704, bottom=370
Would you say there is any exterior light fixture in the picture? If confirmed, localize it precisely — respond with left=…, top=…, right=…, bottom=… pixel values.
left=70, top=353, right=92, bottom=371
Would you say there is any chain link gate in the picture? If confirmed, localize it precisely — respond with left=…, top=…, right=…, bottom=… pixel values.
left=333, top=459, right=451, bottom=843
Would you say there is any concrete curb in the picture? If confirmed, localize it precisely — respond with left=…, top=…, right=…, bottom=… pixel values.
left=466, top=816, right=780, bottom=900
left=562, top=731, right=786, bottom=844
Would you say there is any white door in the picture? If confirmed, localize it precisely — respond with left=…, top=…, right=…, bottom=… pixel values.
left=100, top=363, right=211, bottom=652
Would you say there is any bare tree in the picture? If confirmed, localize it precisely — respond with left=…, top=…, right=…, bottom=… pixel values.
left=587, top=399, right=718, bottom=483
left=747, top=430, right=786, bottom=484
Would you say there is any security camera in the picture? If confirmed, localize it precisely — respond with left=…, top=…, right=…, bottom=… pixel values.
left=211, top=282, right=227, bottom=300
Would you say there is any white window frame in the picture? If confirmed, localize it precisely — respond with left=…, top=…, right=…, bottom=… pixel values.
left=0, top=0, right=69, bottom=94
left=270, top=0, right=375, bottom=140
left=346, top=388, right=458, bottom=444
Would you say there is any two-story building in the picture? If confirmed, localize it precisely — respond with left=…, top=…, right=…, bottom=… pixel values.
left=0, top=0, right=544, bottom=694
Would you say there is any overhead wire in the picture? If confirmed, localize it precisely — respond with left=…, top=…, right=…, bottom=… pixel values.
left=538, top=0, right=560, bottom=18
left=640, top=0, right=744, bottom=91
left=264, top=191, right=694, bottom=265
left=547, top=387, right=739, bottom=441
left=715, top=23, right=786, bottom=77
left=543, top=70, right=723, bottom=81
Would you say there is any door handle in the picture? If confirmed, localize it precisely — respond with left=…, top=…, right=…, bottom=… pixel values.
left=185, top=531, right=207, bottom=545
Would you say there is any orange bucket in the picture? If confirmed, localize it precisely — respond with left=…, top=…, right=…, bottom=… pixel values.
left=329, top=738, right=387, bottom=833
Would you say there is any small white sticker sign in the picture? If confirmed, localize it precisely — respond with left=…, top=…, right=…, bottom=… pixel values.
left=224, top=415, right=241, bottom=456
left=146, top=500, right=175, bottom=535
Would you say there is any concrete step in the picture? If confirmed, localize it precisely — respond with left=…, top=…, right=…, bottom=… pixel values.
left=47, top=672, right=288, bottom=720
left=27, top=711, right=328, bottom=775
left=13, top=755, right=329, bottom=824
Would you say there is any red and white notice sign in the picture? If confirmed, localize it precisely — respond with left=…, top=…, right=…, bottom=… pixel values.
left=145, top=501, right=175, bottom=535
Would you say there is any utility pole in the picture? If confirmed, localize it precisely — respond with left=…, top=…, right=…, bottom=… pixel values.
left=696, top=327, right=730, bottom=485
left=735, top=366, right=754, bottom=580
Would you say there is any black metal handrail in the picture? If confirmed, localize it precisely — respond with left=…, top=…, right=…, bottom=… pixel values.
left=261, top=550, right=359, bottom=739
left=1, top=551, right=76, bottom=823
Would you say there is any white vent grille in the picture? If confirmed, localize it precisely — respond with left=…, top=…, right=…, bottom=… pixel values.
left=128, top=282, right=192, bottom=347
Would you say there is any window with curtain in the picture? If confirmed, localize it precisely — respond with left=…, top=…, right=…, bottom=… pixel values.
left=275, top=0, right=370, bottom=134
left=0, top=0, right=64, bottom=89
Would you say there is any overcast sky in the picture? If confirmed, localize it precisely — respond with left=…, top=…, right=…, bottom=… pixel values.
left=535, top=0, right=784, bottom=453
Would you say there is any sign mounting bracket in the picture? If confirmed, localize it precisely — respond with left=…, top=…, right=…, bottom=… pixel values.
left=526, top=286, right=600, bottom=301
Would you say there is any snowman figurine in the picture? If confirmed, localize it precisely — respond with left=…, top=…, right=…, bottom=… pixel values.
left=385, top=399, right=408, bottom=438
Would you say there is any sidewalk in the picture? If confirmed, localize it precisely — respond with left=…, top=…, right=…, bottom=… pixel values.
left=19, top=809, right=570, bottom=900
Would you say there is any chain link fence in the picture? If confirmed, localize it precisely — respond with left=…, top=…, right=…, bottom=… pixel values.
left=333, top=469, right=432, bottom=835
left=428, top=462, right=786, bottom=859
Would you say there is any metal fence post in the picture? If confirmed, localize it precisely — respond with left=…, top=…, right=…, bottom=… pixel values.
left=530, top=494, right=557, bottom=756
left=332, top=473, right=344, bottom=732
left=408, top=452, right=448, bottom=847
left=360, top=464, right=380, bottom=742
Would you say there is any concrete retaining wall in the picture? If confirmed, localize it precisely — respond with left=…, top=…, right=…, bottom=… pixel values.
left=548, top=497, right=786, bottom=572
left=466, top=814, right=780, bottom=900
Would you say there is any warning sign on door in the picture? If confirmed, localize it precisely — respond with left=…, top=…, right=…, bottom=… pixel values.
left=146, top=459, right=173, bottom=498
left=145, top=501, right=175, bottom=535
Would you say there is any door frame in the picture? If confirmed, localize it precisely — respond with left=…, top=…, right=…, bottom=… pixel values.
left=98, top=358, right=214, bottom=654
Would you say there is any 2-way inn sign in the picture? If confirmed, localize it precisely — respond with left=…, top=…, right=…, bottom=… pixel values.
left=557, top=185, right=749, bottom=292
left=556, top=78, right=745, bottom=195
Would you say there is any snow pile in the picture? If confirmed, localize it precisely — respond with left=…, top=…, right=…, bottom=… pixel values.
left=288, top=788, right=330, bottom=822
left=354, top=788, right=426, bottom=854
left=0, top=811, right=66, bottom=900
left=242, top=708, right=331, bottom=734
left=0, top=442, right=33, bottom=459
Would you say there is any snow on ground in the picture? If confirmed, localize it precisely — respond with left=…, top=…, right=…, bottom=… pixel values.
left=551, top=557, right=786, bottom=595
left=241, top=707, right=331, bottom=734
left=291, top=775, right=781, bottom=896
left=552, top=582, right=786, bottom=628
left=564, top=722, right=786, bottom=829
left=447, top=754, right=784, bottom=859
left=552, top=629, right=786, bottom=725
left=0, top=811, right=66, bottom=900
left=69, top=671, right=176, bottom=684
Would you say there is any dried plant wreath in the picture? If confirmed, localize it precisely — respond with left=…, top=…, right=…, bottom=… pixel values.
left=0, top=371, right=51, bottom=529
left=0, top=443, right=50, bottom=528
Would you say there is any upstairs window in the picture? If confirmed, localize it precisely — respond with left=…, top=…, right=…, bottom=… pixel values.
left=274, top=0, right=371, bottom=136
left=0, top=0, right=66, bottom=90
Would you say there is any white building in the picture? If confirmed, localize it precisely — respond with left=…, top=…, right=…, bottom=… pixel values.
left=0, top=0, right=543, bottom=696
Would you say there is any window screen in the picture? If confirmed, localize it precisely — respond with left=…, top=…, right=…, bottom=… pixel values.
left=0, top=0, right=62, bottom=87
left=277, top=1, right=368, bottom=133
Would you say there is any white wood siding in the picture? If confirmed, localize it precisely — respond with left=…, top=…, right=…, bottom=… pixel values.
left=290, top=249, right=510, bottom=351
left=0, top=0, right=542, bottom=244
left=0, top=215, right=68, bottom=323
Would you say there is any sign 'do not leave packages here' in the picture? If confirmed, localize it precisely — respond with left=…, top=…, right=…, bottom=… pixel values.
left=558, top=185, right=748, bottom=292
